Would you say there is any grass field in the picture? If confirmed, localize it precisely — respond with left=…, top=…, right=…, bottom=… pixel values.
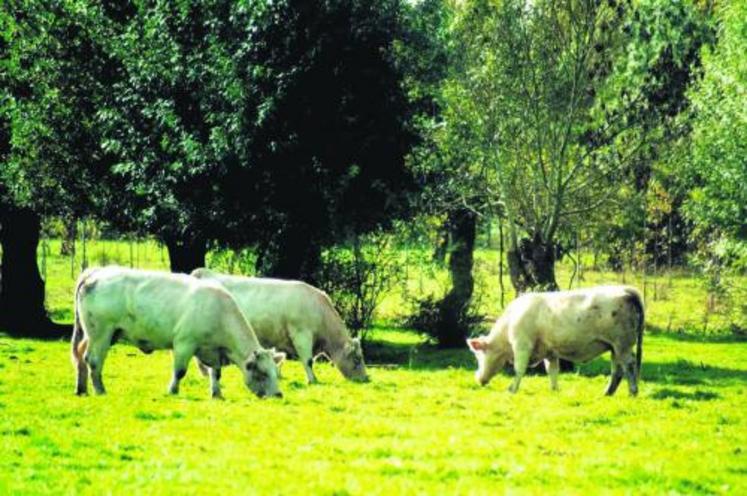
left=1, top=238, right=746, bottom=494
left=1, top=330, right=746, bottom=494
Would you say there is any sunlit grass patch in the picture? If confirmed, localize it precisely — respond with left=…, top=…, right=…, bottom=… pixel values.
left=1, top=330, right=745, bottom=494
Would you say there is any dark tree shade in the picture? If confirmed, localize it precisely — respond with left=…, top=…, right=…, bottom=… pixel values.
left=233, top=0, right=418, bottom=280
left=0, top=206, right=69, bottom=337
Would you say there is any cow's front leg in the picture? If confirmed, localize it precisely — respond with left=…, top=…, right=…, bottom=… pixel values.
left=508, top=347, right=530, bottom=394
left=544, top=357, right=559, bottom=391
left=209, top=366, right=223, bottom=400
left=290, top=332, right=317, bottom=384
left=169, top=343, right=196, bottom=395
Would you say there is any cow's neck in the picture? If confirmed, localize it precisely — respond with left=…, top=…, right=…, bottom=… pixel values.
left=488, top=318, right=510, bottom=350
left=324, top=329, right=349, bottom=362
left=227, top=328, right=261, bottom=366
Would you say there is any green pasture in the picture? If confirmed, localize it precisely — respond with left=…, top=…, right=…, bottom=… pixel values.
left=1, top=330, right=746, bottom=494
left=0, top=239, right=745, bottom=494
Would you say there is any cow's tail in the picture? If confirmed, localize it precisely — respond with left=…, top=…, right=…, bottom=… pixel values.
left=625, top=287, right=645, bottom=378
left=71, top=268, right=96, bottom=388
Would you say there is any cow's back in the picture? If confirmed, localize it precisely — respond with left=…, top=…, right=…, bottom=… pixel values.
left=79, top=267, right=210, bottom=348
left=506, top=286, right=640, bottom=362
left=198, top=273, right=343, bottom=351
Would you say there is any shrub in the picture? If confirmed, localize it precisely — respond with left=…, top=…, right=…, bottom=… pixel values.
left=317, top=231, right=403, bottom=340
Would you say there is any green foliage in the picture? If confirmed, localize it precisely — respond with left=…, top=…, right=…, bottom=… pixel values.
left=318, top=231, right=404, bottom=338
left=229, top=0, right=418, bottom=269
left=1, top=332, right=747, bottom=493
left=94, top=1, right=246, bottom=241
left=684, top=0, right=747, bottom=240
left=581, top=0, right=714, bottom=271
left=404, top=292, right=484, bottom=345
left=1, top=1, right=116, bottom=217
left=2, top=1, right=419, bottom=277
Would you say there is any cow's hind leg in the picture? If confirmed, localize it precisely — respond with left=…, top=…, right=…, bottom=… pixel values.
left=508, top=346, right=530, bottom=394
left=290, top=331, right=317, bottom=384
left=85, top=336, right=112, bottom=395
left=605, top=355, right=625, bottom=396
left=622, top=353, right=638, bottom=396
left=169, top=341, right=196, bottom=395
left=544, top=357, right=560, bottom=391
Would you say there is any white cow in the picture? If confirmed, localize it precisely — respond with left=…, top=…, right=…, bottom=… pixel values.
left=467, top=285, right=644, bottom=396
left=71, top=266, right=285, bottom=399
left=191, top=269, right=369, bottom=384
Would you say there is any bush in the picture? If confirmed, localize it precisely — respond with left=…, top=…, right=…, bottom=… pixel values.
left=404, top=293, right=484, bottom=347
left=317, top=231, right=403, bottom=340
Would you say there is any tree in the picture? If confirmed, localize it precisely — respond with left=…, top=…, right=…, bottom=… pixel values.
left=441, top=0, right=633, bottom=292
left=2, top=0, right=420, bottom=342
left=591, top=0, right=714, bottom=271
left=92, top=0, right=250, bottom=273
left=684, top=0, right=747, bottom=241
left=404, top=0, right=496, bottom=346
left=230, top=0, right=418, bottom=281
left=442, top=0, right=715, bottom=292
left=95, top=0, right=418, bottom=278
left=0, top=6, right=69, bottom=337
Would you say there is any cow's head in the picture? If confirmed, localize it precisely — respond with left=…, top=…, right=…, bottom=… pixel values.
left=334, top=338, right=369, bottom=382
left=243, top=348, right=286, bottom=398
left=467, top=336, right=507, bottom=386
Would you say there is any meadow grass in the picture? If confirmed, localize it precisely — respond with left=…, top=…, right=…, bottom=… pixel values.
left=1, top=238, right=744, bottom=494
left=1, top=330, right=746, bottom=494
left=33, top=238, right=746, bottom=334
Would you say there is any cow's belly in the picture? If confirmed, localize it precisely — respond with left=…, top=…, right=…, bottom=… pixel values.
left=552, top=339, right=611, bottom=363
left=196, top=347, right=230, bottom=368
left=118, top=320, right=176, bottom=351
left=250, top=316, right=296, bottom=353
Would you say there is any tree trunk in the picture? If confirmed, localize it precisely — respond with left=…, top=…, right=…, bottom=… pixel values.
left=0, top=207, right=68, bottom=338
left=506, top=232, right=574, bottom=371
left=433, top=222, right=449, bottom=265
left=261, top=226, right=321, bottom=283
left=507, top=233, right=559, bottom=293
left=437, top=208, right=477, bottom=348
left=165, top=237, right=207, bottom=274
left=60, top=217, right=76, bottom=256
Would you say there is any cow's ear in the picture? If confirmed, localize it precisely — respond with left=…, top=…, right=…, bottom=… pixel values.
left=272, top=351, right=286, bottom=365
left=467, top=337, right=488, bottom=352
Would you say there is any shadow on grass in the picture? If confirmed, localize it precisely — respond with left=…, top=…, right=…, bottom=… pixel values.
left=646, top=324, right=747, bottom=343
left=577, top=357, right=747, bottom=387
left=365, top=338, right=475, bottom=371
left=650, top=388, right=721, bottom=401
left=365, top=333, right=747, bottom=387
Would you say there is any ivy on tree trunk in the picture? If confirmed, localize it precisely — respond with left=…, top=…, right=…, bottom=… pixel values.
left=260, top=225, right=322, bottom=284
left=436, top=208, right=477, bottom=348
left=165, top=237, right=207, bottom=274
left=507, top=234, right=559, bottom=294
left=0, top=207, right=68, bottom=337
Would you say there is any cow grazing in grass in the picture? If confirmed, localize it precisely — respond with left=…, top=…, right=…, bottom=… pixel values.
left=191, top=268, right=369, bottom=384
left=71, top=267, right=285, bottom=399
left=467, top=285, right=644, bottom=396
